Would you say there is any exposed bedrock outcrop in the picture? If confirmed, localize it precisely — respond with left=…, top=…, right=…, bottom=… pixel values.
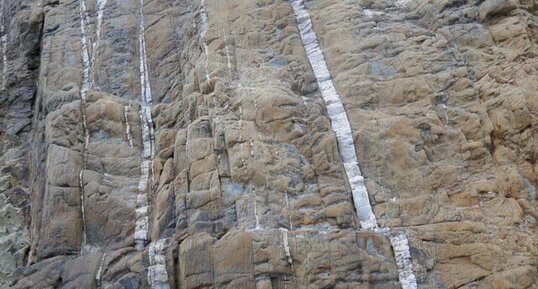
left=0, top=0, right=536, bottom=288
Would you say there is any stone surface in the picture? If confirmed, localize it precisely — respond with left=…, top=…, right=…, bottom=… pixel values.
left=0, top=0, right=536, bottom=288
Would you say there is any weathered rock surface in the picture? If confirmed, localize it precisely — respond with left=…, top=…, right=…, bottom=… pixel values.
left=0, top=0, right=536, bottom=288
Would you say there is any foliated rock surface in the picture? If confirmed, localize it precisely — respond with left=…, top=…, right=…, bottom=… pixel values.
left=1, top=0, right=537, bottom=288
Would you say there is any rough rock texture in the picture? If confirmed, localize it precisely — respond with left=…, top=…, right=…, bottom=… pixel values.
left=0, top=0, right=536, bottom=288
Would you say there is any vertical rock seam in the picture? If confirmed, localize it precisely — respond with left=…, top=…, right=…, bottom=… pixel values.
left=289, top=1, right=418, bottom=288
left=135, top=0, right=155, bottom=250
left=78, top=0, right=91, bottom=254
left=147, top=239, right=171, bottom=289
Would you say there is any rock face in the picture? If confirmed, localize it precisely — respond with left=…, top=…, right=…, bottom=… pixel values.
left=0, top=0, right=536, bottom=288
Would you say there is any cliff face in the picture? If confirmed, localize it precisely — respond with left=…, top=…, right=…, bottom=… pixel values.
left=0, top=0, right=537, bottom=288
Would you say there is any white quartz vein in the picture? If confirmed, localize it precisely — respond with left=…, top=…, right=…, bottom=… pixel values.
left=92, top=0, right=108, bottom=81
left=147, top=239, right=171, bottom=289
left=0, top=0, right=7, bottom=90
left=290, top=0, right=377, bottom=230
left=135, top=0, right=156, bottom=250
left=290, top=1, right=418, bottom=288
left=78, top=0, right=91, bottom=254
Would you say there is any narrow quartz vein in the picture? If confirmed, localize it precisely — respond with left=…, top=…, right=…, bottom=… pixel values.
left=279, top=228, right=293, bottom=265
left=1, top=34, right=6, bottom=89
left=252, top=185, right=261, bottom=230
left=289, top=1, right=418, bottom=288
left=0, top=0, right=7, bottom=90
left=200, top=0, right=210, bottom=81
left=79, top=0, right=91, bottom=95
left=79, top=170, right=88, bottom=252
left=147, top=239, right=171, bottom=289
left=78, top=0, right=91, bottom=254
left=92, top=0, right=108, bottom=82
left=135, top=0, right=156, bottom=251
left=279, top=227, right=297, bottom=286
left=124, top=105, right=134, bottom=148
left=95, top=252, right=107, bottom=287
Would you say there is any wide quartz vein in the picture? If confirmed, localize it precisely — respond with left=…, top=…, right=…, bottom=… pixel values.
left=147, top=239, right=171, bottom=289
left=290, top=1, right=418, bottom=288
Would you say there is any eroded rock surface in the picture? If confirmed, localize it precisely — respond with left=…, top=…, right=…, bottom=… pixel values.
left=0, top=0, right=536, bottom=288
